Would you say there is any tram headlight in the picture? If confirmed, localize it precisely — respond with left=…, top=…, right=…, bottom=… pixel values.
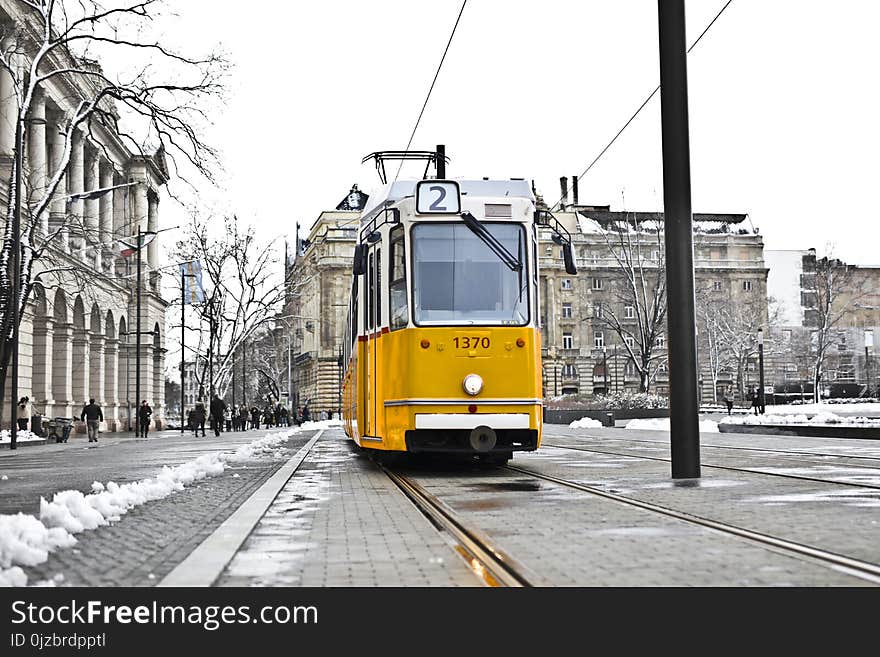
left=463, top=373, right=483, bottom=396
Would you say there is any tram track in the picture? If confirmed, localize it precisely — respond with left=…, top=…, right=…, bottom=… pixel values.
left=505, top=463, right=880, bottom=585
left=542, top=441, right=880, bottom=491
left=548, top=432, right=880, bottom=463
left=379, top=463, right=535, bottom=587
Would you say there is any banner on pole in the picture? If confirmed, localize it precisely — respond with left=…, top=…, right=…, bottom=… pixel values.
left=181, top=260, right=206, bottom=304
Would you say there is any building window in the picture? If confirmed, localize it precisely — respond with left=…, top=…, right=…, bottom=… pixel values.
left=593, top=302, right=603, bottom=319
left=625, top=362, right=637, bottom=377
left=742, top=280, right=753, bottom=291
left=594, top=332, right=604, bottom=348
left=624, top=305, right=635, bottom=319
left=657, top=335, right=666, bottom=348
left=713, top=280, right=722, bottom=291
left=562, top=363, right=577, bottom=378
left=562, top=302, right=572, bottom=318
left=592, top=277, right=602, bottom=290
left=561, top=278, right=572, bottom=290
left=562, top=332, right=573, bottom=349
left=624, top=335, right=635, bottom=348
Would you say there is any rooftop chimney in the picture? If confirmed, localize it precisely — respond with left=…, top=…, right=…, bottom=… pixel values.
left=559, top=176, right=569, bottom=208
left=572, top=175, right=579, bottom=206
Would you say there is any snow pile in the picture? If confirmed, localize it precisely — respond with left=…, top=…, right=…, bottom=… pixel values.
left=0, top=424, right=329, bottom=587
left=625, top=418, right=720, bottom=433
left=569, top=417, right=604, bottom=429
left=0, top=430, right=42, bottom=444
left=720, top=413, right=880, bottom=427
left=766, top=402, right=880, bottom=416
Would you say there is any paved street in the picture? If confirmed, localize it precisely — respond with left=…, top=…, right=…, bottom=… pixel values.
left=3, top=422, right=880, bottom=587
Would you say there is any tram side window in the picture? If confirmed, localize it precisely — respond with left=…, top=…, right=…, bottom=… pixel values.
left=389, top=228, right=408, bottom=330
left=350, top=278, right=358, bottom=347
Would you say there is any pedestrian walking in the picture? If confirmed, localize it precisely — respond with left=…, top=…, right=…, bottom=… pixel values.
left=750, top=387, right=761, bottom=415
left=210, top=395, right=227, bottom=437
left=138, top=400, right=153, bottom=437
left=723, top=386, right=734, bottom=415
left=16, top=396, right=33, bottom=432
left=192, top=401, right=207, bottom=437
left=302, top=405, right=311, bottom=423
left=320, top=409, right=328, bottom=421
left=80, top=398, right=103, bottom=443
left=239, top=406, right=249, bottom=431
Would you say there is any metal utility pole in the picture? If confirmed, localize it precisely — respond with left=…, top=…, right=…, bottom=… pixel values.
left=9, top=114, right=22, bottom=449
left=758, top=328, right=766, bottom=414
left=180, top=270, right=186, bottom=434
left=436, top=144, right=445, bottom=178
left=658, top=0, right=700, bottom=478
left=135, top=229, right=143, bottom=436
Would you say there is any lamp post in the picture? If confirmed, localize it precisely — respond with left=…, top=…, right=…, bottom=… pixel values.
left=757, top=327, right=766, bottom=414
left=865, top=330, right=874, bottom=397
left=602, top=346, right=608, bottom=394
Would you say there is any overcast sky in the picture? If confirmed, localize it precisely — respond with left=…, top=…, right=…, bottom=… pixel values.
left=158, top=0, right=879, bottom=265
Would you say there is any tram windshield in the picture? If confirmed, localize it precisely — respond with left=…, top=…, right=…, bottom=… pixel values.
left=412, top=222, right=529, bottom=326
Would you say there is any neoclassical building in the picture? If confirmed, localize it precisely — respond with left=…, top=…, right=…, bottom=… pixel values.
left=0, top=3, right=168, bottom=431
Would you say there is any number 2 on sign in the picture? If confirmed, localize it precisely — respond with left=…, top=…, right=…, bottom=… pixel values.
left=453, top=337, right=490, bottom=349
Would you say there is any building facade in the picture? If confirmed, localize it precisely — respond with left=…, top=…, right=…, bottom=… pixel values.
left=0, top=3, right=168, bottom=431
left=766, top=249, right=880, bottom=399
left=283, top=185, right=366, bottom=415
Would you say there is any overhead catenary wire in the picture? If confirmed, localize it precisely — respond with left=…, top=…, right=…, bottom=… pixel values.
left=550, top=0, right=736, bottom=212
left=391, top=0, right=468, bottom=185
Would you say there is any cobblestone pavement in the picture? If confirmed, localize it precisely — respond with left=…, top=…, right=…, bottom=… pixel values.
left=217, top=429, right=479, bottom=587
left=0, top=427, right=315, bottom=586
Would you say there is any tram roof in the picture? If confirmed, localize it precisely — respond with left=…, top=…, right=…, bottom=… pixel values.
left=360, top=178, right=534, bottom=223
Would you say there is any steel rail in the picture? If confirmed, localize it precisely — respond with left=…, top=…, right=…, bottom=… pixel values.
left=381, top=465, right=533, bottom=587
left=507, top=464, right=880, bottom=584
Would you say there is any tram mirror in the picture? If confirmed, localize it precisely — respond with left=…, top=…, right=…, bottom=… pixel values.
left=562, top=243, right=577, bottom=275
left=353, top=244, right=366, bottom=275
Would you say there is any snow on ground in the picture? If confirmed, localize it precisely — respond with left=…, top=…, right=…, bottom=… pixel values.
left=720, top=412, right=880, bottom=427
left=0, top=420, right=340, bottom=587
left=625, top=417, right=720, bottom=433
left=0, top=430, right=42, bottom=444
left=762, top=402, right=880, bottom=416
left=569, top=417, right=604, bottom=428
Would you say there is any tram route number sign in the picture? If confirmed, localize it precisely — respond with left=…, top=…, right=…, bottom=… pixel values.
left=416, top=180, right=461, bottom=214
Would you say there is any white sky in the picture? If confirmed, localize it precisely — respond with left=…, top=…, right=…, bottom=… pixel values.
left=155, top=0, right=879, bottom=265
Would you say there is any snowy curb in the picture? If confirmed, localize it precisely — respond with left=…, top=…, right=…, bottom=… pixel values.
left=0, top=420, right=341, bottom=587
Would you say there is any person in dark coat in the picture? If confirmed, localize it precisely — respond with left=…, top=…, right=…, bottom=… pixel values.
left=138, top=400, right=152, bottom=437
left=750, top=387, right=761, bottom=415
left=209, top=395, right=227, bottom=437
left=250, top=406, right=261, bottom=430
left=192, top=401, right=207, bottom=437
left=239, top=406, right=249, bottom=431
left=80, top=398, right=103, bottom=443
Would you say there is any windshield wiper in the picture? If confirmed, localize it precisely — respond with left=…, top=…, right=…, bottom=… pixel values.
left=460, top=212, right=522, bottom=272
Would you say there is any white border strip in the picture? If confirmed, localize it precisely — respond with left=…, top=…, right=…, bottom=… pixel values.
left=157, top=429, right=324, bottom=587
left=415, top=413, right=530, bottom=429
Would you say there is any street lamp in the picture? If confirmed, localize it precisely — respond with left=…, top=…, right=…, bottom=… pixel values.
left=119, top=226, right=176, bottom=435
left=757, top=327, right=766, bottom=414
left=602, top=346, right=608, bottom=394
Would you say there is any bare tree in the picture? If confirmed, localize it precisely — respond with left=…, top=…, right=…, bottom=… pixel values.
left=170, top=216, right=285, bottom=398
left=583, top=213, right=667, bottom=393
left=804, top=252, right=866, bottom=402
left=0, top=0, right=226, bottom=415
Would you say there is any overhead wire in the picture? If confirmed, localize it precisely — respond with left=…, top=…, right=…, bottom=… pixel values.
left=549, top=0, right=736, bottom=212
left=391, top=0, right=468, bottom=184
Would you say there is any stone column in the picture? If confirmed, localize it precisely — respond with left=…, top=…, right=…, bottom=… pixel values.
left=153, top=348, right=164, bottom=429
left=31, top=317, right=55, bottom=408
left=47, top=112, right=68, bottom=248
left=104, top=337, right=118, bottom=430
left=68, top=129, right=85, bottom=256
left=147, top=192, right=159, bottom=289
left=99, top=162, right=114, bottom=271
left=89, top=334, right=106, bottom=407
left=27, top=89, right=48, bottom=236
left=51, top=322, right=73, bottom=418
left=71, top=328, right=90, bottom=410
left=83, top=146, right=100, bottom=267
left=117, top=339, right=131, bottom=430
left=0, top=35, right=15, bottom=156
left=112, top=173, right=127, bottom=277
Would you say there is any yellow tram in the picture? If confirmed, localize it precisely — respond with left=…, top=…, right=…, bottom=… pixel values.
left=342, top=151, right=576, bottom=464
